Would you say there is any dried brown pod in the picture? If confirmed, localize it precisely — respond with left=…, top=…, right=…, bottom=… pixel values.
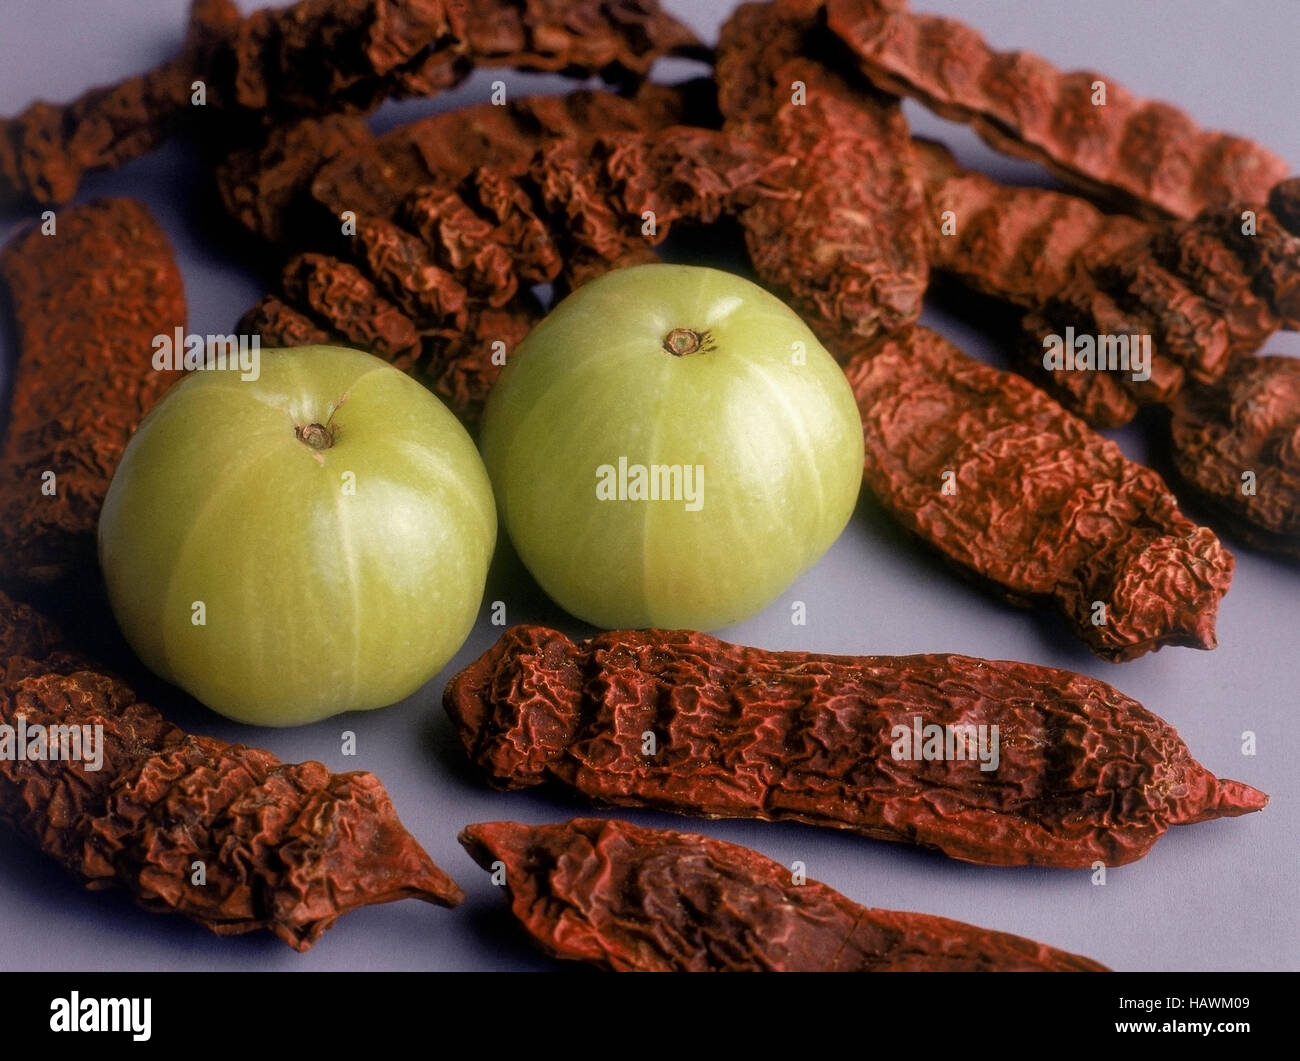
left=0, top=199, right=186, bottom=589
left=229, top=86, right=709, bottom=421
left=215, top=114, right=374, bottom=245
left=527, top=126, right=779, bottom=291
left=0, top=591, right=463, bottom=951
left=1169, top=355, right=1300, bottom=557
left=307, top=83, right=696, bottom=223
left=826, top=0, right=1290, bottom=220
left=914, top=139, right=1296, bottom=427
left=717, top=0, right=927, bottom=347
left=461, top=818, right=1110, bottom=971
left=462, top=0, right=703, bottom=80
left=0, top=0, right=466, bottom=206
left=445, top=626, right=1265, bottom=868
left=843, top=326, right=1235, bottom=660
left=2, top=0, right=701, bottom=206
left=913, top=138, right=1148, bottom=310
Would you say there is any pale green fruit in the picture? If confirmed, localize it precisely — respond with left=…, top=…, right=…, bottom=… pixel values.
left=99, top=346, right=496, bottom=726
left=480, top=264, right=864, bottom=630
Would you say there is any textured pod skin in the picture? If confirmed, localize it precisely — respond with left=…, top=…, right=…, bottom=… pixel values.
left=279, top=253, right=424, bottom=370
left=717, top=0, right=927, bottom=348
left=527, top=127, right=781, bottom=291
left=1170, top=355, right=1300, bottom=557
left=0, top=0, right=700, bottom=206
left=846, top=326, right=1235, bottom=660
left=461, top=0, right=702, bottom=79
left=0, top=199, right=185, bottom=589
left=0, top=591, right=463, bottom=951
left=306, top=82, right=697, bottom=222
left=229, top=85, right=695, bottom=422
left=0, top=0, right=468, bottom=206
left=826, top=0, right=1290, bottom=221
left=913, top=138, right=1297, bottom=428
left=445, top=627, right=1266, bottom=868
left=461, top=818, right=1111, bottom=971
left=913, top=138, right=1149, bottom=310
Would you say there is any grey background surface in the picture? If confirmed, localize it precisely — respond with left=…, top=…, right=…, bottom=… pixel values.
left=0, top=0, right=1295, bottom=972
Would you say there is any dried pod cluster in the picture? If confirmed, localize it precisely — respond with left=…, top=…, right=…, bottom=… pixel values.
left=0, top=0, right=701, bottom=206
left=229, top=87, right=705, bottom=419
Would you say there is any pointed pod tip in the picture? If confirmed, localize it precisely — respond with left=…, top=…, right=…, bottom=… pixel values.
left=1214, top=778, right=1269, bottom=817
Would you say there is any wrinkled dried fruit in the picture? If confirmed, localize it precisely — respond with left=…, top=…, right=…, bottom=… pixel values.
left=0, top=0, right=466, bottom=205
left=1170, top=355, right=1300, bottom=557
left=827, top=0, right=1290, bottom=220
left=215, top=114, right=374, bottom=245
left=230, top=85, right=698, bottom=421
left=718, top=0, right=927, bottom=347
left=0, top=591, right=463, bottom=951
left=0, top=199, right=185, bottom=588
left=237, top=294, right=334, bottom=348
left=844, top=326, right=1235, bottom=660
left=308, top=83, right=696, bottom=223
left=2, top=0, right=700, bottom=206
left=913, top=139, right=1292, bottom=426
left=461, top=818, right=1111, bottom=971
left=445, top=626, right=1265, bottom=868
left=527, top=127, right=779, bottom=291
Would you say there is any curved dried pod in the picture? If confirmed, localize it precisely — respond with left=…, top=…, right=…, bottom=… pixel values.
left=461, top=818, right=1110, bottom=971
left=2, top=0, right=702, bottom=206
left=527, top=126, right=782, bottom=291
left=912, top=138, right=1148, bottom=307
left=462, top=0, right=704, bottom=80
left=844, top=326, right=1235, bottom=659
left=913, top=138, right=1290, bottom=427
left=309, top=82, right=697, bottom=221
left=0, top=593, right=462, bottom=952
left=0, top=0, right=467, bottom=206
left=826, top=0, right=1290, bottom=220
left=445, top=626, right=1266, bottom=869
left=1170, top=355, right=1300, bottom=557
left=0, top=199, right=185, bottom=589
left=717, top=0, right=927, bottom=347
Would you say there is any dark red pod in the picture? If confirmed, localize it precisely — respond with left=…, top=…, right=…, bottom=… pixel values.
left=846, top=326, right=1235, bottom=659
left=0, top=199, right=186, bottom=589
left=1170, top=355, right=1300, bottom=557
left=445, top=626, right=1266, bottom=868
left=0, top=592, right=463, bottom=951
left=461, top=817, right=1110, bottom=971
